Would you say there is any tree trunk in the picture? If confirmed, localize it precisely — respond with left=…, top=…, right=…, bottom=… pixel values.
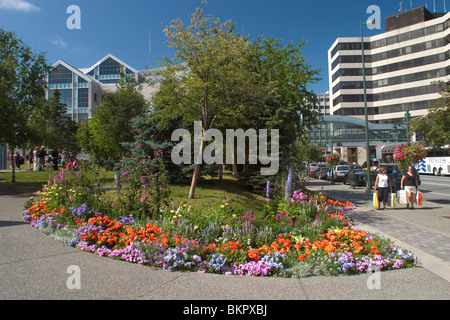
left=218, top=164, right=223, bottom=181
left=188, top=127, right=205, bottom=199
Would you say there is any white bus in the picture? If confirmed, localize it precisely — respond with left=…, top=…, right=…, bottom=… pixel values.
left=415, top=146, right=450, bottom=176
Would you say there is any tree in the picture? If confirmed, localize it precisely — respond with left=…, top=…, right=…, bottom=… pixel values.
left=28, top=90, right=79, bottom=153
left=411, top=81, right=450, bottom=149
left=249, top=36, right=322, bottom=164
left=0, top=28, right=49, bottom=181
left=153, top=8, right=263, bottom=198
left=77, top=77, right=149, bottom=164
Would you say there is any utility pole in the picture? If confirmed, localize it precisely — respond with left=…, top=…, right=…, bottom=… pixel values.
left=361, top=20, right=372, bottom=191
left=405, top=109, right=411, bottom=142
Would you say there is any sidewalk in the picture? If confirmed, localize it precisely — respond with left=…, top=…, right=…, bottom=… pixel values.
left=1, top=189, right=449, bottom=301
left=304, top=178, right=450, bottom=283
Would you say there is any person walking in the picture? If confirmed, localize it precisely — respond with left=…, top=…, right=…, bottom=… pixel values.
left=38, top=146, right=46, bottom=171
left=51, top=148, right=59, bottom=171
left=401, top=165, right=419, bottom=209
left=33, top=147, right=39, bottom=171
left=374, top=167, right=391, bottom=210
left=27, top=149, right=33, bottom=171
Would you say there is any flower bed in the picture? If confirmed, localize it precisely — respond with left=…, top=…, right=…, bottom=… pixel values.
left=23, top=176, right=417, bottom=278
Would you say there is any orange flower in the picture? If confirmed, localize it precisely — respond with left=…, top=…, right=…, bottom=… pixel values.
left=298, top=254, right=307, bottom=261
left=371, top=246, right=380, bottom=255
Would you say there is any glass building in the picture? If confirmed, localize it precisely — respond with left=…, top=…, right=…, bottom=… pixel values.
left=45, top=60, right=103, bottom=122
left=45, top=54, right=148, bottom=122
left=307, top=115, right=407, bottom=165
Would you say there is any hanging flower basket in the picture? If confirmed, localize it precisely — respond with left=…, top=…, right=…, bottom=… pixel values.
left=326, top=153, right=341, bottom=168
left=393, top=142, right=427, bottom=173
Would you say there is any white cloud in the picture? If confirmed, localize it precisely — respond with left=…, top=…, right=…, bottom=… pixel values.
left=50, top=35, right=67, bottom=49
left=0, top=0, right=40, bottom=12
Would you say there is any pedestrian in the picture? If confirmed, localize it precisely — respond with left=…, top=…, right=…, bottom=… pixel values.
left=374, top=167, right=391, bottom=210
left=14, top=152, right=22, bottom=170
left=38, top=146, right=46, bottom=171
left=401, top=165, right=419, bottom=209
left=27, top=149, right=33, bottom=171
left=33, top=147, right=39, bottom=171
left=51, top=148, right=59, bottom=170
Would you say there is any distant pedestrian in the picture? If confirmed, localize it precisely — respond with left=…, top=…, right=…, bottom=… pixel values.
left=14, top=152, right=22, bottom=170
left=51, top=148, right=59, bottom=170
left=38, top=146, right=46, bottom=171
left=374, top=167, right=391, bottom=210
left=33, top=147, right=39, bottom=171
left=401, top=166, right=419, bottom=210
left=27, top=149, right=33, bottom=170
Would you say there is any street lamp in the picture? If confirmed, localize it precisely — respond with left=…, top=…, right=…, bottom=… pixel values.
left=361, top=20, right=372, bottom=192
left=330, top=133, right=335, bottom=184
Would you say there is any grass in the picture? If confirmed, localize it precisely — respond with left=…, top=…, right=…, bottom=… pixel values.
left=170, top=171, right=267, bottom=214
left=0, top=169, right=50, bottom=195
left=1, top=168, right=266, bottom=214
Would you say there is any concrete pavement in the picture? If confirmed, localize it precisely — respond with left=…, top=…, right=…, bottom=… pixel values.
left=1, top=182, right=449, bottom=302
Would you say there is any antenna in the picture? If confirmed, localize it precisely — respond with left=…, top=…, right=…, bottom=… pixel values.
left=444, top=0, right=447, bottom=11
left=399, top=1, right=403, bottom=11
left=434, top=0, right=436, bottom=11
left=148, top=30, right=152, bottom=69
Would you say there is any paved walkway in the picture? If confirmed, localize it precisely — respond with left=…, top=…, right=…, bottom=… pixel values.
left=1, top=182, right=449, bottom=302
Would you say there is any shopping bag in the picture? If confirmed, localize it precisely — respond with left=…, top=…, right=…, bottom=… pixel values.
left=389, top=193, right=396, bottom=207
left=397, top=190, right=408, bottom=204
left=416, top=191, right=423, bottom=206
left=373, top=193, right=379, bottom=207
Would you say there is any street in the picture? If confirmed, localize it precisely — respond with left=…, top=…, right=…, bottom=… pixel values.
left=418, top=174, right=450, bottom=206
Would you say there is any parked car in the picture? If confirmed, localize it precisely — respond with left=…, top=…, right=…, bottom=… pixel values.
left=308, top=162, right=319, bottom=176
left=342, top=169, right=367, bottom=186
left=314, top=166, right=330, bottom=180
left=331, top=165, right=351, bottom=182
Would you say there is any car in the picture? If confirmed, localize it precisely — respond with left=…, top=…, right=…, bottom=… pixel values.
left=308, top=162, right=319, bottom=176
left=331, top=165, right=351, bottom=182
left=342, top=169, right=367, bottom=186
left=314, top=166, right=329, bottom=180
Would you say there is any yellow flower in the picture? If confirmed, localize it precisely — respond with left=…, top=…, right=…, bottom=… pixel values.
left=170, top=210, right=175, bottom=213
left=225, top=203, right=229, bottom=206
left=178, top=214, right=182, bottom=218
left=194, top=226, right=198, bottom=230
left=220, top=205, right=225, bottom=208
left=232, top=214, right=236, bottom=218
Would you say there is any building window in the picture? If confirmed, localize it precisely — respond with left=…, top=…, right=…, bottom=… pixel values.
left=49, top=65, right=73, bottom=84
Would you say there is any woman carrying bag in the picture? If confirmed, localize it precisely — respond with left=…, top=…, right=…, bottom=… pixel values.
left=374, top=167, right=392, bottom=210
left=401, top=166, right=419, bottom=209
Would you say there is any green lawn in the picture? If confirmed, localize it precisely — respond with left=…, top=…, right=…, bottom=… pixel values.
left=1, top=168, right=266, bottom=214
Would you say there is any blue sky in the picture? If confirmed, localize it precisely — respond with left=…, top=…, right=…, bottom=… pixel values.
left=0, top=0, right=448, bottom=93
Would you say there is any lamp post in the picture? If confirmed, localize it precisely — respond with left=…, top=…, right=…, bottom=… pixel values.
left=361, top=20, right=372, bottom=192
left=330, top=134, right=335, bottom=184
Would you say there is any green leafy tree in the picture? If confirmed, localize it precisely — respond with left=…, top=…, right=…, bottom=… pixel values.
left=28, top=90, right=79, bottom=153
left=411, top=81, right=450, bottom=149
left=77, top=78, right=149, bottom=165
left=249, top=36, right=322, bottom=164
left=152, top=8, right=263, bottom=198
left=0, top=28, right=49, bottom=181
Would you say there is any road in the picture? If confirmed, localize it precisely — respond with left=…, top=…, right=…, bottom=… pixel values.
left=418, top=174, right=450, bottom=206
